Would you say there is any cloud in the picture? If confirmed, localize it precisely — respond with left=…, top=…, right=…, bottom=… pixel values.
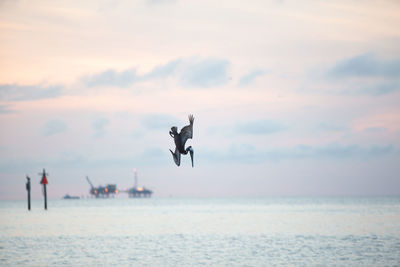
left=329, top=53, right=400, bottom=78
left=92, top=117, right=110, bottom=138
left=310, top=53, right=400, bottom=96
left=180, top=58, right=230, bottom=88
left=141, top=114, right=181, bottom=130
left=141, top=59, right=182, bottom=80
left=42, top=120, right=68, bottom=136
left=82, top=60, right=181, bottom=88
left=146, top=0, right=177, bottom=5
left=83, top=68, right=137, bottom=88
left=239, top=69, right=266, bottom=87
left=81, top=58, right=230, bottom=89
left=359, top=83, right=399, bottom=96
left=1, top=143, right=396, bottom=173
left=314, top=81, right=400, bottom=97
left=314, top=82, right=400, bottom=97
left=141, top=147, right=166, bottom=159
left=199, top=143, right=396, bottom=164
left=236, top=119, right=286, bottom=135
left=0, top=104, right=16, bottom=114
left=0, top=84, right=63, bottom=101
left=363, top=127, right=387, bottom=133
left=0, top=147, right=170, bottom=173
left=315, top=122, right=347, bottom=132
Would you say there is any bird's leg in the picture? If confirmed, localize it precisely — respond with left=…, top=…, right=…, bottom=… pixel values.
left=169, top=147, right=181, bottom=166
left=186, top=146, right=194, bottom=167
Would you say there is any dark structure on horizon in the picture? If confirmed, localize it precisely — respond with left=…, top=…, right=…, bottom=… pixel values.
left=84, top=170, right=152, bottom=198
left=85, top=176, right=118, bottom=198
left=126, top=169, right=152, bottom=198
left=63, top=194, right=80, bottom=199
left=26, top=175, right=31, bottom=210
left=39, top=169, right=48, bottom=210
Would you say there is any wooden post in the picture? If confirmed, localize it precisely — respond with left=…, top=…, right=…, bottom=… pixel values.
left=26, top=176, right=31, bottom=211
left=43, top=184, right=47, bottom=210
left=39, top=168, right=49, bottom=210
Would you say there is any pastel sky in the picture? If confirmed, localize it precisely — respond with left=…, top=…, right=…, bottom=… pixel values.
left=1, top=0, right=400, bottom=199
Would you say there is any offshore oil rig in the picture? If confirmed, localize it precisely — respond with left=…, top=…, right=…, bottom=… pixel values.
left=126, top=169, right=152, bottom=198
left=86, top=176, right=118, bottom=198
left=85, top=169, right=152, bottom=198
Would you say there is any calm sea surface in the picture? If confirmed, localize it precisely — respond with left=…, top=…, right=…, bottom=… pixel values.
left=1, top=197, right=399, bottom=266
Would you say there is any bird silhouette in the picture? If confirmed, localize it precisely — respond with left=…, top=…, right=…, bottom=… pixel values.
left=169, top=114, right=194, bottom=167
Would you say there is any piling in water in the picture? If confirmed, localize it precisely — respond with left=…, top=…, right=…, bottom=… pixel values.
left=26, top=176, right=31, bottom=211
left=39, top=169, right=49, bottom=210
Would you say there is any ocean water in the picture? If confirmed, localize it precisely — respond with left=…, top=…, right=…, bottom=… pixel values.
left=0, top=197, right=399, bottom=266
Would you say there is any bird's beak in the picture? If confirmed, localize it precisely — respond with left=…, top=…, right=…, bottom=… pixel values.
left=189, top=148, right=194, bottom=167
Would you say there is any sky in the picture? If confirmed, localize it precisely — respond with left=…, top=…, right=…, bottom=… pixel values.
left=1, top=0, right=400, bottom=199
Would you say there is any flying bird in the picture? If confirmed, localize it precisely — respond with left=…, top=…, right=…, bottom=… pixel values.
left=169, top=114, right=194, bottom=167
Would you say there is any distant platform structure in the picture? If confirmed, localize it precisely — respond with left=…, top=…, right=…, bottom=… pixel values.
left=84, top=170, right=152, bottom=199
left=127, top=169, right=152, bottom=198
left=128, top=187, right=152, bottom=198
left=63, top=194, right=80, bottom=199
left=86, top=176, right=118, bottom=198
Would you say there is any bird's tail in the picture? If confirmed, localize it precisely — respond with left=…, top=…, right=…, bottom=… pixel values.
left=188, top=114, right=194, bottom=125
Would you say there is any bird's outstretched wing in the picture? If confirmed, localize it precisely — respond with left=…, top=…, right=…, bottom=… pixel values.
left=179, top=114, right=194, bottom=147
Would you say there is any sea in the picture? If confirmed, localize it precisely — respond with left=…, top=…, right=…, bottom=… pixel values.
left=0, top=197, right=399, bottom=266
